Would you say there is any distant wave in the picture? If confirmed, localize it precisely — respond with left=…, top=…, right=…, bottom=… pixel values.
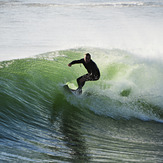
left=1, top=1, right=163, bottom=8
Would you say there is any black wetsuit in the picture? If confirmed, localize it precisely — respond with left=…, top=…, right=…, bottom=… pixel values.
left=70, top=58, right=100, bottom=89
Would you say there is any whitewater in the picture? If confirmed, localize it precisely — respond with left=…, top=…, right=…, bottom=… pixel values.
left=0, top=0, right=163, bottom=162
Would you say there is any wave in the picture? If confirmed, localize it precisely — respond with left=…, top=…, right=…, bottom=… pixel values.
left=1, top=1, right=163, bottom=8
left=0, top=48, right=163, bottom=123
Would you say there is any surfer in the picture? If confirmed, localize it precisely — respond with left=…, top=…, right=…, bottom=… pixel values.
left=68, top=53, right=100, bottom=94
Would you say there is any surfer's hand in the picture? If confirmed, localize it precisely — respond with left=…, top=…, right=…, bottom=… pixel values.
left=68, top=63, right=72, bottom=67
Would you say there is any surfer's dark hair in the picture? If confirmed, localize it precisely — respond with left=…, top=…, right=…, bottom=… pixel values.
left=85, top=53, right=91, bottom=57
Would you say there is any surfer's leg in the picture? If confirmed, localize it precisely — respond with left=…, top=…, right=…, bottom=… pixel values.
left=76, top=73, right=100, bottom=94
left=77, top=74, right=92, bottom=88
left=75, top=76, right=83, bottom=94
left=77, top=76, right=87, bottom=94
left=77, top=73, right=100, bottom=87
left=77, top=75, right=86, bottom=89
left=76, top=74, right=89, bottom=94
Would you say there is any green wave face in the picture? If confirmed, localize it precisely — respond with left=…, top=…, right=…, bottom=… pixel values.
left=0, top=48, right=163, bottom=122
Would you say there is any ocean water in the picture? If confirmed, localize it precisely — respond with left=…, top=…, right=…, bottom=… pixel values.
left=0, top=0, right=163, bottom=162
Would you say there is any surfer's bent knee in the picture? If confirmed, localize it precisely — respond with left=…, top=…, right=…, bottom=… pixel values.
left=93, top=74, right=100, bottom=81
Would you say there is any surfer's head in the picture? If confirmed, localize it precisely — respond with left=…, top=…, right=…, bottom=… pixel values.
left=84, top=53, right=91, bottom=63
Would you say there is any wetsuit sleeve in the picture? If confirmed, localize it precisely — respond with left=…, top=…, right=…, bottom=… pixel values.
left=70, top=59, right=84, bottom=65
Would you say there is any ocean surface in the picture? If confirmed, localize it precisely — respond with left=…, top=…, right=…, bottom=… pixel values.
left=0, top=0, right=163, bottom=162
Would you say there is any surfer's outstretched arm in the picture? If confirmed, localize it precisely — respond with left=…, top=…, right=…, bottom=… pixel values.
left=68, top=59, right=83, bottom=67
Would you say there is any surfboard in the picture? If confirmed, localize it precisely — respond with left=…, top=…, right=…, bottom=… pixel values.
left=63, top=84, right=82, bottom=95
left=63, top=84, right=75, bottom=94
